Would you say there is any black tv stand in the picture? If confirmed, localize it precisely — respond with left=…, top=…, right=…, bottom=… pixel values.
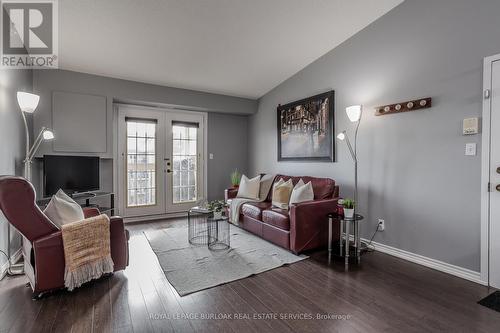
left=71, top=192, right=97, bottom=199
left=37, top=192, right=115, bottom=216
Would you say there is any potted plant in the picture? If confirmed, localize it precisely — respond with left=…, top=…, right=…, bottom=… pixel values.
left=230, top=169, right=241, bottom=189
left=340, top=198, right=355, bottom=219
left=207, top=200, right=227, bottom=219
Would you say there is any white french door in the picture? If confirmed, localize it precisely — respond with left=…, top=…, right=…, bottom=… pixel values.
left=117, top=105, right=206, bottom=218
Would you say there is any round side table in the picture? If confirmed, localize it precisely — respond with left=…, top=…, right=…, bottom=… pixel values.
left=188, top=208, right=215, bottom=246
left=342, top=214, right=364, bottom=269
left=207, top=216, right=230, bottom=251
left=326, top=212, right=364, bottom=270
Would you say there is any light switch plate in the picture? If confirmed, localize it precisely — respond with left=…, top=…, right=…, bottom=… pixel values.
left=465, top=143, right=476, bottom=156
left=209, top=153, right=214, bottom=160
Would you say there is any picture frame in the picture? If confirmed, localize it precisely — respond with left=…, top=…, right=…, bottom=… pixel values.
left=277, top=90, right=335, bottom=162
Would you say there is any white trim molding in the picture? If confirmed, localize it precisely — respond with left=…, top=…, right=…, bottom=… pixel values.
left=0, top=248, right=23, bottom=280
left=480, top=53, right=500, bottom=286
left=364, top=239, right=486, bottom=286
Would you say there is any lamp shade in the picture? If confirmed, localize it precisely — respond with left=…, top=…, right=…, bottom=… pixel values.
left=42, top=129, right=54, bottom=140
left=337, top=132, right=346, bottom=140
left=17, top=92, right=40, bottom=113
left=346, top=105, right=362, bottom=122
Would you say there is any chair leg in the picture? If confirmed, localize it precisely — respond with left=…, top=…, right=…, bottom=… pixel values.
left=31, top=292, right=44, bottom=300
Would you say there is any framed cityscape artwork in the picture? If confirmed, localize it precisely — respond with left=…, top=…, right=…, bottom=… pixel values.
left=277, top=90, right=335, bottom=162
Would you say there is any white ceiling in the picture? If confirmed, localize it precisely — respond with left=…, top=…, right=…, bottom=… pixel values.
left=59, top=0, right=403, bottom=99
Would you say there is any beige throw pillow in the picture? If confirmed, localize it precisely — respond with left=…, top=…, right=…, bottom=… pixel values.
left=236, top=175, right=261, bottom=199
left=272, top=178, right=293, bottom=209
left=289, top=179, right=314, bottom=205
left=43, top=189, right=85, bottom=229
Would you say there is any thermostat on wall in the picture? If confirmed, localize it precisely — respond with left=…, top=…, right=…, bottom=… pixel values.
left=463, top=117, right=479, bottom=135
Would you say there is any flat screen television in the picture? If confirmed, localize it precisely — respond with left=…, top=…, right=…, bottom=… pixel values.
left=44, top=155, right=100, bottom=196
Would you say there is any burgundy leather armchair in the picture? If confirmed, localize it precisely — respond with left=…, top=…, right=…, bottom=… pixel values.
left=0, top=176, right=129, bottom=297
left=225, top=174, right=340, bottom=254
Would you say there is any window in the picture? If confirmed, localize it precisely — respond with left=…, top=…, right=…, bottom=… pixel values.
left=126, top=119, right=156, bottom=207
left=172, top=123, right=197, bottom=203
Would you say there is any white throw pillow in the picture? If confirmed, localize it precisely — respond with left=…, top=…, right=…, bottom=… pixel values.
left=43, top=189, right=85, bottom=229
left=289, top=179, right=314, bottom=206
left=272, top=178, right=294, bottom=209
left=236, top=175, right=261, bottom=199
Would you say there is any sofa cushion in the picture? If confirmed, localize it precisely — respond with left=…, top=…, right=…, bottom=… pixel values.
left=237, top=175, right=261, bottom=199
left=262, top=208, right=290, bottom=231
left=271, top=178, right=293, bottom=209
left=43, top=189, right=85, bottom=229
left=241, top=202, right=271, bottom=220
left=269, top=175, right=335, bottom=200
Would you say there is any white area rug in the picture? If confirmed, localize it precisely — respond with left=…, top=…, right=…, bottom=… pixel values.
left=144, top=224, right=307, bottom=296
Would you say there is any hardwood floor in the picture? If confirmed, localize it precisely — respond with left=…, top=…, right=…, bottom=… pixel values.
left=1, top=218, right=499, bottom=333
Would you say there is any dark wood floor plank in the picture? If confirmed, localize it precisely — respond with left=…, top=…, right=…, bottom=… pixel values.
left=229, top=281, right=294, bottom=333
left=30, top=293, right=62, bottom=333
left=92, top=277, right=113, bottom=333
left=2, top=280, right=43, bottom=333
left=217, top=284, right=277, bottom=333
left=109, top=272, right=134, bottom=331
left=151, top=277, right=195, bottom=332
left=1, top=217, right=499, bottom=333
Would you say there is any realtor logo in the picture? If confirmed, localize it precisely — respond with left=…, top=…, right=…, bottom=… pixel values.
left=1, top=0, right=58, bottom=68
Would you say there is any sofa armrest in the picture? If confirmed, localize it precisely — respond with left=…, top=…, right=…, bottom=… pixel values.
left=289, top=198, right=339, bottom=254
left=83, top=207, right=101, bottom=218
left=224, top=188, right=238, bottom=201
left=109, top=216, right=129, bottom=270
left=32, top=231, right=65, bottom=293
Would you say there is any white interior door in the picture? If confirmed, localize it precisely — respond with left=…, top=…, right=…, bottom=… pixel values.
left=118, top=105, right=206, bottom=218
left=489, top=59, right=500, bottom=288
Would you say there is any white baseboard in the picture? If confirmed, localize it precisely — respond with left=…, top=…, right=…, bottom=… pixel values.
left=0, top=248, right=23, bottom=280
left=363, top=238, right=486, bottom=286
left=124, top=211, right=187, bottom=224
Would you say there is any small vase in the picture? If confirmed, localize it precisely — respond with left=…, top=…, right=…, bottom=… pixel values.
left=344, top=208, right=354, bottom=219
left=213, top=211, right=223, bottom=219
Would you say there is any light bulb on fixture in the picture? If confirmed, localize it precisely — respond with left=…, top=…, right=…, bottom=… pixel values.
left=345, top=105, right=362, bottom=122
left=43, top=129, right=54, bottom=140
left=17, top=91, right=40, bottom=113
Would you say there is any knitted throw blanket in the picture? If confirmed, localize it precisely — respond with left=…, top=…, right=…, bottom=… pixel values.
left=61, top=214, right=114, bottom=291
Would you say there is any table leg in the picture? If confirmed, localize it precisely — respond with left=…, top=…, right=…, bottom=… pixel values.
left=328, top=217, right=332, bottom=263
left=345, top=219, right=350, bottom=270
left=353, top=219, right=358, bottom=259
left=356, top=220, right=361, bottom=264
left=339, top=219, right=344, bottom=257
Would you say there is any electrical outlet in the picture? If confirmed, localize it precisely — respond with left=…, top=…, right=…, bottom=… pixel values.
left=378, top=219, right=385, bottom=231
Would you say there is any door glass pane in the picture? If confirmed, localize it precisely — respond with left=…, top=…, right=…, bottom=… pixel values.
left=127, top=120, right=156, bottom=207
left=172, top=124, right=197, bottom=203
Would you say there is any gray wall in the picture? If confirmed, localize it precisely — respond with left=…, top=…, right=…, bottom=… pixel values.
left=249, top=0, right=500, bottom=272
left=208, top=113, right=248, bottom=200
left=32, top=69, right=253, bottom=208
left=33, top=70, right=256, bottom=159
left=0, top=69, right=33, bottom=268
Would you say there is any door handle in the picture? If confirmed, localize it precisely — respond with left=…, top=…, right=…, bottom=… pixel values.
left=496, top=184, right=500, bottom=192
left=167, top=169, right=172, bottom=173
left=497, top=167, right=500, bottom=174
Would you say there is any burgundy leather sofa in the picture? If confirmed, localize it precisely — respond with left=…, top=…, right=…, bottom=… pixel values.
left=225, top=174, right=340, bottom=254
left=0, top=176, right=129, bottom=297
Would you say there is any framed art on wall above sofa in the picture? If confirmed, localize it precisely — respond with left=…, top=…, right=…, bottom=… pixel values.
left=277, top=90, right=335, bottom=162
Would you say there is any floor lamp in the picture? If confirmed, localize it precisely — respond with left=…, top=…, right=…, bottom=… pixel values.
left=4, top=92, right=54, bottom=275
left=337, top=105, right=362, bottom=212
